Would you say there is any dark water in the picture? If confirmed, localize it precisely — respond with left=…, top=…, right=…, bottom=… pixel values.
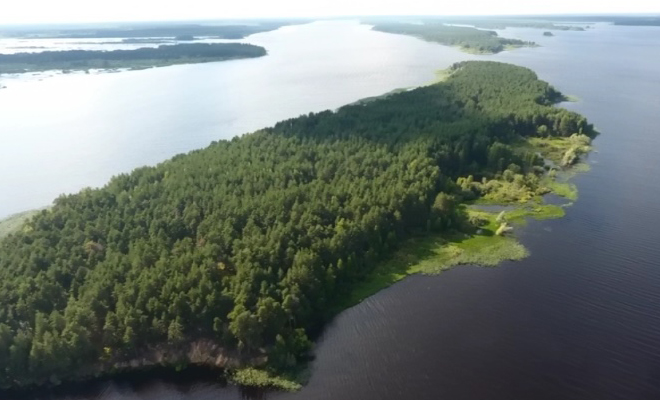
left=5, top=22, right=660, bottom=400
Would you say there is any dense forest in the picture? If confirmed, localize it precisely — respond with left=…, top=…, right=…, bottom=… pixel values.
left=0, top=22, right=293, bottom=40
left=0, top=61, right=595, bottom=389
left=440, top=19, right=585, bottom=31
left=371, top=23, right=536, bottom=54
left=0, top=43, right=267, bottom=74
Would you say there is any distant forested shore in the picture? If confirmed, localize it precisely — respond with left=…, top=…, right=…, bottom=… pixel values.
left=0, top=43, right=267, bottom=74
left=371, top=23, right=536, bottom=54
left=0, top=61, right=596, bottom=391
left=428, top=19, right=585, bottom=31
left=0, top=22, right=295, bottom=40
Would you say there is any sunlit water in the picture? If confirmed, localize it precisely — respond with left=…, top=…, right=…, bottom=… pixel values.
left=2, top=21, right=660, bottom=400
left=0, top=20, right=479, bottom=218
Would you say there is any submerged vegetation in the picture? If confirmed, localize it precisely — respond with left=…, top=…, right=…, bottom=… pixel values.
left=0, top=61, right=595, bottom=390
left=371, top=22, right=536, bottom=54
left=230, top=367, right=302, bottom=391
left=336, top=208, right=529, bottom=311
left=0, top=43, right=267, bottom=74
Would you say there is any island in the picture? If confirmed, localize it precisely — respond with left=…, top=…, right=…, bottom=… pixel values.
left=0, top=61, right=596, bottom=391
left=454, top=19, right=584, bottom=31
left=543, top=31, right=554, bottom=37
left=518, top=15, right=660, bottom=27
left=120, top=38, right=173, bottom=44
left=0, top=22, right=297, bottom=40
left=371, top=22, right=536, bottom=54
left=611, top=16, right=660, bottom=26
left=0, top=43, right=267, bottom=74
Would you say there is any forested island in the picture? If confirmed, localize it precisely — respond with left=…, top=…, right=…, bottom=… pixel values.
left=0, top=43, right=267, bottom=74
left=543, top=31, right=554, bottom=37
left=610, top=16, right=660, bottom=26
left=371, top=23, right=536, bottom=54
left=429, top=18, right=585, bottom=31
left=0, top=61, right=595, bottom=391
left=526, top=15, right=660, bottom=26
left=0, top=22, right=294, bottom=40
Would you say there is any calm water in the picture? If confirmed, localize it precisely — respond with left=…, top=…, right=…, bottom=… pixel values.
left=4, top=21, right=660, bottom=400
left=0, top=20, right=478, bottom=219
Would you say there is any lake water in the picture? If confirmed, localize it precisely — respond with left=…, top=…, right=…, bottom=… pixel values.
left=0, top=20, right=479, bottom=219
left=3, top=20, right=660, bottom=400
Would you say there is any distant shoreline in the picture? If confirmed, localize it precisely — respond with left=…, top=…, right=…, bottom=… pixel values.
left=370, top=22, right=537, bottom=54
left=0, top=43, right=267, bottom=75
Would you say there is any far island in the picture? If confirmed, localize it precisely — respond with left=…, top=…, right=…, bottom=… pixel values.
left=443, top=18, right=584, bottom=31
left=543, top=31, right=554, bottom=37
left=0, top=22, right=296, bottom=40
left=371, top=22, right=536, bottom=54
left=0, top=43, right=267, bottom=74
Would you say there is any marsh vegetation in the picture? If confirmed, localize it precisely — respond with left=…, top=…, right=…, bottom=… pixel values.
left=0, top=61, right=595, bottom=390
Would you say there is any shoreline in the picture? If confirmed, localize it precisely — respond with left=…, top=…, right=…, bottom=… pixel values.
left=0, top=43, right=267, bottom=75
left=333, top=136, right=594, bottom=312
left=0, top=55, right=267, bottom=76
left=0, top=62, right=597, bottom=394
left=2, top=135, right=595, bottom=395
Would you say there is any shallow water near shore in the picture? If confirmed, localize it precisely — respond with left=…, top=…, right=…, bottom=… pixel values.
left=3, top=21, right=660, bottom=400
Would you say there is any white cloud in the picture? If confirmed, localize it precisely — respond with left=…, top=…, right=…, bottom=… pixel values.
left=0, top=0, right=657, bottom=24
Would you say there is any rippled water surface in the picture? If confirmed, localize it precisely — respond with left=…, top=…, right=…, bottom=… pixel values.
left=3, top=21, right=660, bottom=400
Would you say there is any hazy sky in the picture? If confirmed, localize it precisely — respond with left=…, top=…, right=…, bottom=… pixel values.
left=0, top=0, right=658, bottom=24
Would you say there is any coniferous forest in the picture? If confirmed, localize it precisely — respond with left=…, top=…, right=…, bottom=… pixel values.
left=0, top=61, right=594, bottom=388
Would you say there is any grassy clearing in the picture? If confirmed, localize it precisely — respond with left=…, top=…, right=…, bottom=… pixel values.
left=350, top=67, right=452, bottom=107
left=430, top=68, right=452, bottom=84
left=503, top=204, right=566, bottom=225
left=230, top=368, right=301, bottom=391
left=348, top=87, right=411, bottom=106
left=527, top=136, right=574, bottom=165
left=340, top=172, right=576, bottom=309
left=527, top=135, right=592, bottom=166
left=541, top=178, right=578, bottom=201
left=0, top=209, right=40, bottom=239
left=422, top=211, right=529, bottom=274
left=335, top=128, right=595, bottom=323
left=572, top=162, right=592, bottom=173
left=478, top=179, right=541, bottom=204
left=338, top=209, right=529, bottom=309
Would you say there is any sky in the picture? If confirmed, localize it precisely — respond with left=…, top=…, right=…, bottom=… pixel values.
left=0, top=0, right=658, bottom=24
